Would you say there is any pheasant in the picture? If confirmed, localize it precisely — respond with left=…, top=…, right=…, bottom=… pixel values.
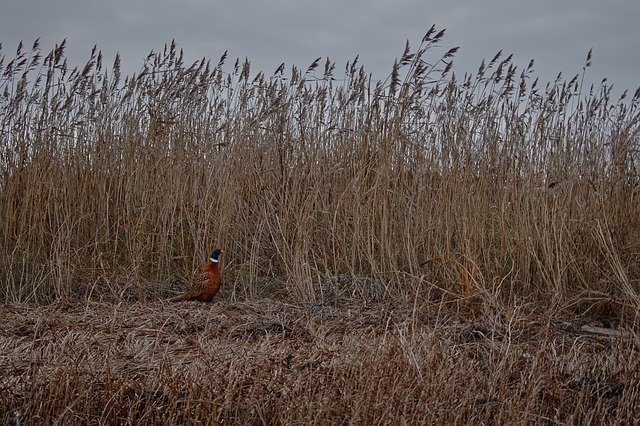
left=169, top=249, right=223, bottom=302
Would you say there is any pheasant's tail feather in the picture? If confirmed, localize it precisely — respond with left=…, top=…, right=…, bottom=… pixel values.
left=168, top=293, right=189, bottom=302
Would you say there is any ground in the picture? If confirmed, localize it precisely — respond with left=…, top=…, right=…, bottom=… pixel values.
left=0, top=299, right=638, bottom=424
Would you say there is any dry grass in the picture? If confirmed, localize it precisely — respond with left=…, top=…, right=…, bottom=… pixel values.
left=1, top=300, right=639, bottom=424
left=1, top=27, right=640, bottom=423
left=0, top=31, right=638, bottom=311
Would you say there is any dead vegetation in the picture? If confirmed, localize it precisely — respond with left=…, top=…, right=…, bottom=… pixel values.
left=1, top=29, right=638, bottom=312
left=1, top=26, right=640, bottom=423
left=0, top=300, right=639, bottom=424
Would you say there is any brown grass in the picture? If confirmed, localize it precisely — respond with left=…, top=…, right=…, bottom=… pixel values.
left=1, top=26, right=640, bottom=423
left=1, top=300, right=639, bottom=424
left=1, top=32, right=638, bottom=311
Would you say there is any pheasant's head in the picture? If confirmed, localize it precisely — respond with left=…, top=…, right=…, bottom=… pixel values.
left=210, top=248, right=222, bottom=263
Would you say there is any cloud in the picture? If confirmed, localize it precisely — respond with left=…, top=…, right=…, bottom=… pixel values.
left=1, top=0, right=638, bottom=91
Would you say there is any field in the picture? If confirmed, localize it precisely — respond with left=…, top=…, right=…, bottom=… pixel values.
left=1, top=26, right=640, bottom=423
left=1, top=299, right=638, bottom=424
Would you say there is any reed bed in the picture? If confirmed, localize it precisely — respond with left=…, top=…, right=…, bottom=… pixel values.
left=0, top=28, right=640, bottom=421
left=1, top=300, right=639, bottom=424
left=1, top=28, right=639, bottom=314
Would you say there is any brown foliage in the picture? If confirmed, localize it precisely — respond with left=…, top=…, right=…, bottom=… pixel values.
left=1, top=300, right=639, bottom=424
left=2, top=34, right=640, bottom=312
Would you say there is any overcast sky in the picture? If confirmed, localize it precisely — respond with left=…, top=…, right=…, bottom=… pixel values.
left=1, top=0, right=639, bottom=95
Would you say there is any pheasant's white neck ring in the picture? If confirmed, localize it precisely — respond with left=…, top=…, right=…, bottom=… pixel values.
left=210, top=258, right=219, bottom=263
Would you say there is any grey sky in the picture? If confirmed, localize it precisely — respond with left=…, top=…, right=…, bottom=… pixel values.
left=1, top=0, right=639, bottom=94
